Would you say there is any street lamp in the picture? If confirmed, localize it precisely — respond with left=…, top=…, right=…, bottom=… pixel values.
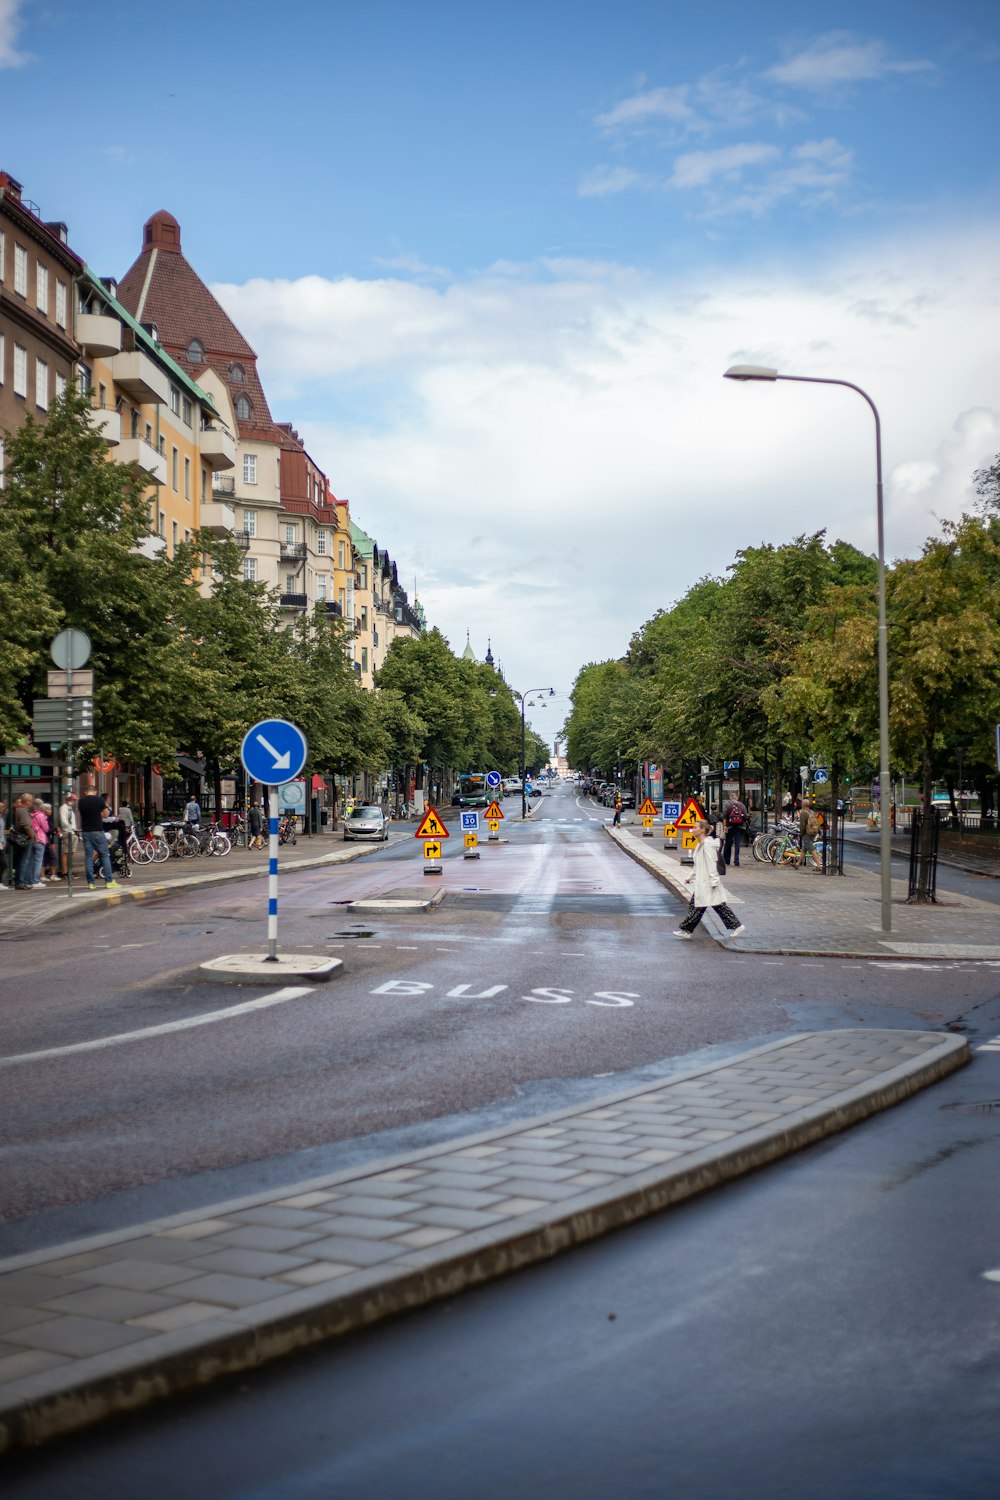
left=723, top=364, right=892, bottom=933
left=516, top=687, right=555, bottom=818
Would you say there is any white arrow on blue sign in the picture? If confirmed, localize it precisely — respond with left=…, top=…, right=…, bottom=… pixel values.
left=813, top=768, right=830, bottom=783
left=241, top=719, right=309, bottom=786
left=486, top=770, right=502, bottom=788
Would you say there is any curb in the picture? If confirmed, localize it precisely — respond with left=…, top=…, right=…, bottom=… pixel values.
left=0, top=1028, right=967, bottom=1453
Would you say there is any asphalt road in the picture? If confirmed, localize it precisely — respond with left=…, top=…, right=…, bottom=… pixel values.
left=7, top=972, right=1000, bottom=1499
left=3, top=782, right=998, bottom=1258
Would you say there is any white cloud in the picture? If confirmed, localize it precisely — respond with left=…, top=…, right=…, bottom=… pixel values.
left=765, top=31, right=935, bottom=91
left=577, top=164, right=643, bottom=198
left=597, top=85, right=698, bottom=131
left=668, top=143, right=780, bottom=190
left=213, top=224, right=1000, bottom=698
left=0, top=0, right=29, bottom=67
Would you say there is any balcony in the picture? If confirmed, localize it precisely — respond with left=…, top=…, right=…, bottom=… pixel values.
left=324, top=599, right=343, bottom=617
left=279, top=542, right=308, bottom=561
left=199, top=424, right=236, bottom=471
left=134, top=533, right=167, bottom=560
left=279, top=592, right=308, bottom=611
left=113, top=436, right=167, bottom=486
left=86, top=404, right=121, bottom=446
left=232, top=531, right=251, bottom=549
left=76, top=312, right=122, bottom=357
left=200, top=502, right=236, bottom=536
left=109, top=349, right=171, bottom=407
left=211, top=473, right=236, bottom=496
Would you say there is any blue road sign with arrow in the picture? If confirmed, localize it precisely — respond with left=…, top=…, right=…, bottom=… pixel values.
left=241, top=719, right=308, bottom=786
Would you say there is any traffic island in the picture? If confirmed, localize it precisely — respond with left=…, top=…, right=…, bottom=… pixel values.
left=198, top=954, right=343, bottom=983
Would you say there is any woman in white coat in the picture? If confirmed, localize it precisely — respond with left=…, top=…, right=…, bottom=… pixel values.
left=674, top=819, right=747, bottom=939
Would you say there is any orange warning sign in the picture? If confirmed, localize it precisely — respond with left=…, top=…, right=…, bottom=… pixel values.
left=484, top=800, right=504, bottom=820
left=637, top=797, right=657, bottom=817
left=414, top=806, right=449, bottom=839
left=675, top=797, right=705, bottom=829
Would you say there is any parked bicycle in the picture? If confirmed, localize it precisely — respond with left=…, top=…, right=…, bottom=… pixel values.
left=278, top=812, right=298, bottom=846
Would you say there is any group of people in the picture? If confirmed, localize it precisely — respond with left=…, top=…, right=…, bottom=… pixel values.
left=0, top=779, right=129, bottom=891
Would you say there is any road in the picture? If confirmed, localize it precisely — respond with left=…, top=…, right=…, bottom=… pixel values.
left=2, top=780, right=997, bottom=1261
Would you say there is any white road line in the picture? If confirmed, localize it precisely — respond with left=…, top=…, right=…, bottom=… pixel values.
left=0, top=987, right=316, bottom=1067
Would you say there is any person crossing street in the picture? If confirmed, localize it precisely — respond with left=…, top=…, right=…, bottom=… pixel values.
left=673, top=819, right=746, bottom=939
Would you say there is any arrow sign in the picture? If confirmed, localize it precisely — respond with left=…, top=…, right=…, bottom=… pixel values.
left=241, top=719, right=308, bottom=786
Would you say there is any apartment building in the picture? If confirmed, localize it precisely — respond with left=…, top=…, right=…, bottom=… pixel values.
left=349, top=521, right=424, bottom=686
left=0, top=172, right=82, bottom=481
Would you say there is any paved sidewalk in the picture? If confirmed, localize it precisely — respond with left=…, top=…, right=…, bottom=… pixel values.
left=607, top=824, right=1000, bottom=960
left=0, top=1026, right=967, bottom=1453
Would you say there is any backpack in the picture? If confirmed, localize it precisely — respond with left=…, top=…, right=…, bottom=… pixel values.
left=728, top=802, right=745, bottom=825
left=806, top=809, right=821, bottom=836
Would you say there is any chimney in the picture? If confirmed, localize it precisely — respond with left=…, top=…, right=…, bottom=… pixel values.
left=0, top=172, right=23, bottom=199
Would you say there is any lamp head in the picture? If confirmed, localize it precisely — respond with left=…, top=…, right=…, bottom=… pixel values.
left=723, top=364, right=779, bottom=381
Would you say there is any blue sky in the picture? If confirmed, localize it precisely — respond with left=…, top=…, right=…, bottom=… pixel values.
left=3, top=0, right=1000, bottom=725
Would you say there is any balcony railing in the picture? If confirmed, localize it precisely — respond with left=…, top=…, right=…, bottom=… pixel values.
left=212, top=473, right=236, bottom=495
left=279, top=592, right=308, bottom=610
left=279, top=542, right=308, bottom=561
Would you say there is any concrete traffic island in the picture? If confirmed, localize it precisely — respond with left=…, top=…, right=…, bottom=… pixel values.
left=198, top=954, right=343, bottom=983
left=0, top=1026, right=967, bottom=1454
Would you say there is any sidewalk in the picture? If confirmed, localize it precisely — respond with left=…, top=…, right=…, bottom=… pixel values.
left=607, top=824, right=1000, bottom=960
left=0, top=1026, right=967, bottom=1453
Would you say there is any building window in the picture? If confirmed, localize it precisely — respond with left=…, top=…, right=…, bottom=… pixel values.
left=170, top=385, right=180, bottom=415
left=158, top=510, right=166, bottom=537
left=182, top=396, right=192, bottom=426
left=13, top=243, right=27, bottom=296
left=55, top=371, right=67, bottom=400
left=236, top=394, right=252, bottom=420
left=185, top=528, right=191, bottom=543
left=243, top=453, right=257, bottom=485
left=13, top=342, right=27, bottom=397
left=172, top=520, right=178, bottom=553
left=361, top=647, right=368, bottom=673
left=283, top=523, right=296, bottom=545
left=285, top=574, right=297, bottom=593
left=201, top=467, right=208, bottom=502
left=186, top=338, right=204, bottom=364
left=361, top=606, right=368, bottom=630
left=360, top=564, right=368, bottom=589
left=317, top=529, right=327, bottom=555
left=78, top=362, right=91, bottom=393
left=171, top=447, right=179, bottom=490
left=36, top=263, right=49, bottom=313
left=98, top=381, right=107, bottom=410
left=317, top=575, right=328, bottom=601
left=230, top=363, right=246, bottom=383
left=55, top=280, right=67, bottom=328
left=243, top=508, right=257, bottom=537
left=184, top=456, right=191, bottom=499
left=243, top=556, right=257, bottom=581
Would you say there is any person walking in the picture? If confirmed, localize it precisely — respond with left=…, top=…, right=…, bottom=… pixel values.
left=29, top=798, right=49, bottom=887
left=721, top=792, right=748, bottom=868
left=78, top=778, right=119, bottom=890
left=796, top=801, right=823, bottom=870
left=247, top=799, right=263, bottom=850
left=612, top=791, right=623, bottom=827
left=673, top=819, right=747, bottom=939
left=59, top=793, right=79, bottom=879
left=12, top=793, right=37, bottom=890
left=184, top=793, right=202, bottom=829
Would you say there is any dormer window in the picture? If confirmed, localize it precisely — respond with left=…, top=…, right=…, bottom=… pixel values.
left=236, top=395, right=252, bottom=420
left=186, top=338, right=205, bottom=364
left=230, top=363, right=246, bottom=383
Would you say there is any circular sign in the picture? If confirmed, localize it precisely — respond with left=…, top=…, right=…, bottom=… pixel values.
left=486, top=770, right=502, bottom=788
left=51, top=628, right=92, bottom=671
left=241, top=719, right=308, bottom=786
left=279, top=781, right=305, bottom=808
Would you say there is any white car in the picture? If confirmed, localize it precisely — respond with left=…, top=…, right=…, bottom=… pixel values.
left=343, top=805, right=389, bottom=841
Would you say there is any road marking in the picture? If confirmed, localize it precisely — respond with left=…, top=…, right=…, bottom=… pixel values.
left=0, top=987, right=316, bottom=1067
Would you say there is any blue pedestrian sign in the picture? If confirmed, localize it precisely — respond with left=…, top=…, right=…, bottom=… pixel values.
left=723, top=760, right=739, bottom=771
left=486, top=770, right=502, bottom=789
left=241, top=719, right=308, bottom=786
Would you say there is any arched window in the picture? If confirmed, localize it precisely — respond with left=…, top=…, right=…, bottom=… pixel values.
left=236, top=394, right=252, bottom=421
left=230, top=363, right=246, bottom=383
left=186, top=338, right=205, bottom=365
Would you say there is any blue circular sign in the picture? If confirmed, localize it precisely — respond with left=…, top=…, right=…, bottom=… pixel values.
left=486, top=770, right=502, bottom=788
left=241, top=719, right=308, bottom=786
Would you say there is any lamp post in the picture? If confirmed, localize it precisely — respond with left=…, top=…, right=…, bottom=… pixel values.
left=516, top=687, right=555, bottom=818
left=723, top=365, right=892, bottom=933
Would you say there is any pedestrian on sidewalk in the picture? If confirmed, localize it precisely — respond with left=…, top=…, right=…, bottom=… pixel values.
left=722, top=792, right=748, bottom=868
left=11, top=793, right=37, bottom=889
left=796, top=802, right=823, bottom=870
left=184, top=793, right=202, bottom=828
left=613, top=791, right=623, bottom=827
left=29, top=798, right=49, bottom=887
left=0, top=799, right=8, bottom=889
left=78, top=778, right=119, bottom=890
left=41, top=803, right=58, bottom=880
left=674, top=819, right=746, bottom=939
left=59, top=793, right=79, bottom=879
left=247, top=799, right=263, bottom=849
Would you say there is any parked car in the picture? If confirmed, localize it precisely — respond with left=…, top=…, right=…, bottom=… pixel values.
left=503, top=776, right=523, bottom=796
left=343, top=805, right=389, bottom=841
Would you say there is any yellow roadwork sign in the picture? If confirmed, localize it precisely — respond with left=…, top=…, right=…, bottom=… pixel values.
left=414, top=806, right=448, bottom=839
left=664, top=823, right=677, bottom=837
left=675, top=797, right=705, bottom=829
left=487, top=819, right=500, bottom=833
left=638, top=797, right=658, bottom=817
left=484, top=800, right=504, bottom=820
left=423, top=840, right=442, bottom=860
left=681, top=829, right=699, bottom=850
left=464, top=832, right=478, bottom=849
left=642, top=816, right=654, bottom=829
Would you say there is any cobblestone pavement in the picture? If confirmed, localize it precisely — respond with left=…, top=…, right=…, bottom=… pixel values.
left=0, top=1026, right=967, bottom=1453
left=607, top=825, right=1000, bottom=961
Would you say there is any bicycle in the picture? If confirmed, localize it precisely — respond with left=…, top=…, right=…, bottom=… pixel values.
left=278, top=813, right=297, bottom=846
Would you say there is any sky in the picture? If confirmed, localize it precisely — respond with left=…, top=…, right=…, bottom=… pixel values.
left=2, top=0, right=999, bottom=745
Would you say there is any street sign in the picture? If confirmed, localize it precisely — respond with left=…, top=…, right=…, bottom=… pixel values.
left=460, top=811, right=480, bottom=832
left=241, top=719, right=308, bottom=786
left=33, top=697, right=94, bottom=743
left=675, top=797, right=705, bottom=829
left=642, top=816, right=654, bottom=830
left=50, top=628, right=91, bottom=671
left=486, top=770, right=502, bottom=789
left=813, top=767, right=829, bottom=784
left=47, top=669, right=94, bottom=698
left=278, top=781, right=305, bottom=808
left=484, top=800, right=504, bottom=820
left=664, top=823, right=677, bottom=838
left=681, top=829, right=699, bottom=849
left=414, top=806, right=449, bottom=839
left=637, top=797, right=657, bottom=817
left=487, top=818, right=500, bottom=833
left=724, top=759, right=739, bottom=770
left=464, top=832, right=478, bottom=849
left=423, top=840, right=442, bottom=861
left=662, top=800, right=681, bottom=822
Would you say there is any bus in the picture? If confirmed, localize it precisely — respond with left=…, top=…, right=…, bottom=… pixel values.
left=453, top=772, right=489, bottom=808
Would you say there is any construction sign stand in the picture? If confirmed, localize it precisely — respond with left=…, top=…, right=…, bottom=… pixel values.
left=637, top=796, right=657, bottom=837
left=461, top=810, right=480, bottom=860
left=675, top=796, right=705, bottom=866
left=484, top=799, right=504, bottom=842
left=415, top=806, right=448, bottom=875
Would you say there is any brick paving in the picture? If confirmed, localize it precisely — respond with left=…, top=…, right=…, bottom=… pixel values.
left=0, top=1026, right=967, bottom=1452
